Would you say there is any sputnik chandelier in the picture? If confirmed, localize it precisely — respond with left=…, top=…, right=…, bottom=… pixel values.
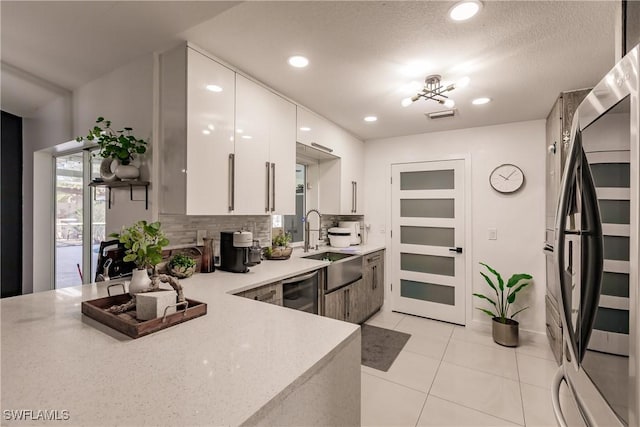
left=403, top=75, right=457, bottom=108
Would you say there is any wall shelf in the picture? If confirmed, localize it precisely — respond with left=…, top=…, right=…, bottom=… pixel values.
left=89, top=180, right=149, bottom=210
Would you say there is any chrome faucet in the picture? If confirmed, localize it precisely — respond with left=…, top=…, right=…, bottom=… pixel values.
left=304, top=209, right=322, bottom=252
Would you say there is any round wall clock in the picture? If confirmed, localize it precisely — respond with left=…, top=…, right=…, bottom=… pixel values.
left=489, top=164, right=525, bottom=193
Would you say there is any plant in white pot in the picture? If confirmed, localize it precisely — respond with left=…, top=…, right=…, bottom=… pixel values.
left=76, top=117, right=148, bottom=181
left=473, top=262, right=533, bottom=347
left=109, top=221, right=169, bottom=294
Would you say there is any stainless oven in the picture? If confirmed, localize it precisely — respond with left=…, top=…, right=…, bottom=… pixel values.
left=282, top=270, right=320, bottom=314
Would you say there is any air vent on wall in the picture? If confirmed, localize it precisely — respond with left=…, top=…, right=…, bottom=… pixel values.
left=426, top=109, right=456, bottom=119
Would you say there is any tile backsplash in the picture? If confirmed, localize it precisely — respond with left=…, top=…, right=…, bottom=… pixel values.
left=159, top=214, right=271, bottom=248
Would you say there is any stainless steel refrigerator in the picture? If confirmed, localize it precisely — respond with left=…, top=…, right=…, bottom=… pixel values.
left=552, top=45, right=639, bottom=426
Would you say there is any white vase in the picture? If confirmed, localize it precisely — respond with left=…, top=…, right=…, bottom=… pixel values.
left=114, top=163, right=140, bottom=180
left=128, top=269, right=151, bottom=295
left=99, top=158, right=118, bottom=182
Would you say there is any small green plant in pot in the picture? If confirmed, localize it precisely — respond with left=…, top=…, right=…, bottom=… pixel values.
left=110, top=221, right=169, bottom=294
left=168, top=254, right=197, bottom=279
left=265, top=232, right=292, bottom=259
left=473, top=262, right=533, bottom=347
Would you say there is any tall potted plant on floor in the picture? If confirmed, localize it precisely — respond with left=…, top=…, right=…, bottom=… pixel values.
left=110, top=221, right=169, bottom=294
left=473, top=262, right=533, bottom=347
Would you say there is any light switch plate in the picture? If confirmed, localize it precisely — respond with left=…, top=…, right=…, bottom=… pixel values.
left=488, top=228, right=497, bottom=240
left=197, top=230, right=207, bottom=246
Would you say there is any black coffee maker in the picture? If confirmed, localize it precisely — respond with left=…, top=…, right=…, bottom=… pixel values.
left=219, top=231, right=253, bottom=273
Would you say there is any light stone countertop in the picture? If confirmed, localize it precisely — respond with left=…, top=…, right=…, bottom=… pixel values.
left=0, top=244, right=384, bottom=426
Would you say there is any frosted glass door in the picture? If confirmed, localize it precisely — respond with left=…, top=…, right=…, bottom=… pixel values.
left=391, top=160, right=466, bottom=324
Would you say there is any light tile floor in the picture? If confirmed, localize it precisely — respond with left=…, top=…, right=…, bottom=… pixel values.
left=362, top=310, right=560, bottom=427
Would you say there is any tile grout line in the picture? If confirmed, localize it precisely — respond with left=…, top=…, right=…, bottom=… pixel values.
left=515, top=349, right=528, bottom=426
left=412, top=323, right=456, bottom=427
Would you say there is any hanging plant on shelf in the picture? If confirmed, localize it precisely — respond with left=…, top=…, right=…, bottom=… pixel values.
left=76, top=117, right=148, bottom=181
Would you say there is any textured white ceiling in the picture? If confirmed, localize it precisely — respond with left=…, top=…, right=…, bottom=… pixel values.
left=1, top=1, right=616, bottom=140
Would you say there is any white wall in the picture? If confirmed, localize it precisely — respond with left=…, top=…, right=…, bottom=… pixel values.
left=23, top=94, right=73, bottom=293
left=73, top=53, right=154, bottom=235
left=22, top=53, right=155, bottom=293
left=364, top=120, right=547, bottom=334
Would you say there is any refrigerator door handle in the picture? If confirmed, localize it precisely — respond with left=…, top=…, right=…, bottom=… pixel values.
left=552, top=368, right=569, bottom=427
left=576, top=149, right=603, bottom=362
left=554, top=124, right=581, bottom=371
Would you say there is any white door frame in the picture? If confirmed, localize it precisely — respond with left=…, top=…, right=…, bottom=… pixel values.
left=385, top=153, right=473, bottom=325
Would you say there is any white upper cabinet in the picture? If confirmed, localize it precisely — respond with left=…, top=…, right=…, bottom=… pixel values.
left=268, top=92, right=296, bottom=215
left=339, top=130, right=364, bottom=215
left=297, top=107, right=344, bottom=157
left=159, top=45, right=235, bottom=215
left=235, top=75, right=295, bottom=215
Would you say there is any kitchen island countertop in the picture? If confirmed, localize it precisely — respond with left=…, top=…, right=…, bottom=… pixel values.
left=0, top=244, right=384, bottom=426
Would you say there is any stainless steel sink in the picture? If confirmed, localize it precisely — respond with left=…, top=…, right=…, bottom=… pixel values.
left=303, top=251, right=361, bottom=292
left=302, top=252, right=355, bottom=262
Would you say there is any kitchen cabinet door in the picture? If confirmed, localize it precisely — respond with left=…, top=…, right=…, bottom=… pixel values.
left=235, top=75, right=271, bottom=214
left=347, top=278, right=367, bottom=324
left=296, top=107, right=341, bottom=156
left=160, top=45, right=236, bottom=215
left=339, top=132, right=365, bottom=215
left=363, top=250, right=385, bottom=318
left=324, top=287, right=346, bottom=321
left=268, top=94, right=296, bottom=215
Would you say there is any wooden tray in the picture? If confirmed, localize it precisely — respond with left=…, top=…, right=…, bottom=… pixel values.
left=82, top=292, right=207, bottom=339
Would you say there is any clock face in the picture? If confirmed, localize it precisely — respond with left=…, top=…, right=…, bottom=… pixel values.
left=490, top=164, right=524, bottom=193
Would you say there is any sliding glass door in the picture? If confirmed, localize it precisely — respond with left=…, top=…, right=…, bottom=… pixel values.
left=54, top=150, right=105, bottom=288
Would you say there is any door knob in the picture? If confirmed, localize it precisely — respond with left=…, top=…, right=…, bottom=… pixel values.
left=449, top=247, right=463, bottom=253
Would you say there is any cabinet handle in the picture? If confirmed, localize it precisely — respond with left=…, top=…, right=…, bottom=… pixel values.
left=345, top=289, right=350, bottom=319
left=265, top=162, right=270, bottom=213
left=351, top=181, right=356, bottom=213
left=228, top=153, right=235, bottom=212
left=354, top=181, right=357, bottom=213
left=311, top=142, right=333, bottom=153
left=255, top=289, right=276, bottom=302
left=271, top=163, right=276, bottom=212
left=372, top=265, right=377, bottom=290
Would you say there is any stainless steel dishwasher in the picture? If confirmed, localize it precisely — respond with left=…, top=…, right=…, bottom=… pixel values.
left=282, top=270, right=320, bottom=314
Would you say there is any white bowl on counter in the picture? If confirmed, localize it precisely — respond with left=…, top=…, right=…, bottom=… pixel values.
left=328, top=227, right=352, bottom=248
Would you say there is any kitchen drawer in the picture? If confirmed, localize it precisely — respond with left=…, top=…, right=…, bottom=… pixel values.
left=236, top=282, right=283, bottom=306
left=545, top=294, right=563, bottom=365
left=363, top=250, right=383, bottom=266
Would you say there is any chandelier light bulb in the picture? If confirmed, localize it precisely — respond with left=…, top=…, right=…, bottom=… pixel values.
left=401, top=98, right=413, bottom=107
left=443, top=99, right=456, bottom=108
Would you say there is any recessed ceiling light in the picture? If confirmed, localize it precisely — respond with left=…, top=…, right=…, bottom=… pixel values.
left=241, top=135, right=253, bottom=139
left=202, top=130, right=211, bottom=135
left=288, top=55, right=309, bottom=68
left=206, top=85, right=223, bottom=92
left=449, top=0, right=482, bottom=21
left=208, top=124, right=215, bottom=131
left=364, top=116, right=378, bottom=122
left=472, top=97, right=491, bottom=105
left=236, top=129, right=244, bottom=134
left=299, top=127, right=311, bottom=132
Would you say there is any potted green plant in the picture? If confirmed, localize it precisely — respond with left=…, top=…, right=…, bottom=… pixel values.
left=168, top=254, right=197, bottom=279
left=110, top=220, right=169, bottom=294
left=265, top=232, right=292, bottom=260
left=76, top=117, right=148, bottom=180
left=473, top=262, right=533, bottom=347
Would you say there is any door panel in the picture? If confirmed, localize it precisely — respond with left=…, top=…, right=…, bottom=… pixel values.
left=391, top=159, right=466, bottom=325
